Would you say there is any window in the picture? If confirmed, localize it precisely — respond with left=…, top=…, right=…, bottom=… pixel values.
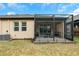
left=22, top=22, right=27, bottom=31
left=14, top=22, right=19, bottom=31
left=14, top=22, right=27, bottom=31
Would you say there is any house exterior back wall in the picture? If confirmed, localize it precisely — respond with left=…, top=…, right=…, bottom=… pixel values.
left=0, top=19, right=35, bottom=39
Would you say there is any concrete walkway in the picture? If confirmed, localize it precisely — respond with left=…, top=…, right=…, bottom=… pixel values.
left=34, top=37, right=73, bottom=43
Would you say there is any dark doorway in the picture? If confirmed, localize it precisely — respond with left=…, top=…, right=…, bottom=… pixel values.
left=39, top=23, right=51, bottom=38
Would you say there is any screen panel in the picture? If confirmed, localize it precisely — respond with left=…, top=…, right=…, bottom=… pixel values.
left=65, top=15, right=73, bottom=41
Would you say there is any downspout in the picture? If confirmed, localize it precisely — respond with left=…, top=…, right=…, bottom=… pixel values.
left=33, top=15, right=36, bottom=41
left=8, top=19, right=11, bottom=40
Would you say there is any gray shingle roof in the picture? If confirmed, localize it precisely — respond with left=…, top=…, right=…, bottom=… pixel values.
left=0, top=14, right=71, bottom=18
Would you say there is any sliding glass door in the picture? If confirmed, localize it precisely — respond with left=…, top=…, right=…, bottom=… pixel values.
left=39, top=23, right=52, bottom=38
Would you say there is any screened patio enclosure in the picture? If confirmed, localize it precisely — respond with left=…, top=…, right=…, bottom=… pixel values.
left=34, top=14, right=74, bottom=42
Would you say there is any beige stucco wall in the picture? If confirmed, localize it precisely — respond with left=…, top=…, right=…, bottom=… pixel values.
left=56, top=22, right=64, bottom=38
left=0, top=20, right=10, bottom=35
left=0, top=19, right=35, bottom=39
left=0, top=20, right=1, bottom=35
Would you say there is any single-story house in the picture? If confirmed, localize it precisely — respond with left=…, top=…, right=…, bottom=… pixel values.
left=0, top=14, right=74, bottom=42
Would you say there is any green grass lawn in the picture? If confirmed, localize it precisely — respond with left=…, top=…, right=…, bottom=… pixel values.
left=0, top=37, right=79, bottom=56
left=74, top=36, right=79, bottom=43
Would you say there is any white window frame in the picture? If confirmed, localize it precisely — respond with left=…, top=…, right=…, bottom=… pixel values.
left=14, top=22, right=19, bottom=31
left=21, top=22, right=27, bottom=31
